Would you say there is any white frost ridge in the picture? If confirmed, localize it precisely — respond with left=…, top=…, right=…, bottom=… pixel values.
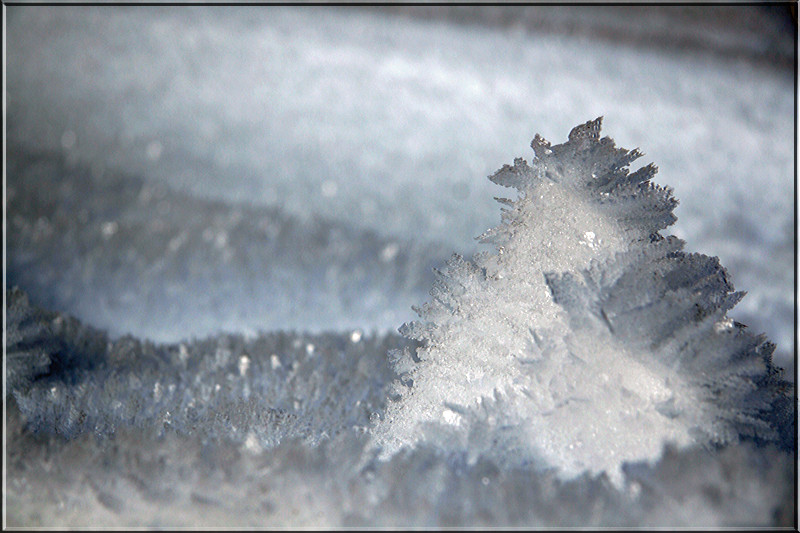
left=370, top=118, right=790, bottom=484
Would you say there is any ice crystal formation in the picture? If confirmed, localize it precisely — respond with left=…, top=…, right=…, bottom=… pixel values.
left=5, top=119, right=794, bottom=528
left=372, top=118, right=791, bottom=484
left=6, top=288, right=411, bottom=449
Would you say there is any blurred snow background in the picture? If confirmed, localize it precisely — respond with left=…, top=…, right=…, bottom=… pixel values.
left=4, top=4, right=797, bottom=528
left=6, top=5, right=795, bottom=372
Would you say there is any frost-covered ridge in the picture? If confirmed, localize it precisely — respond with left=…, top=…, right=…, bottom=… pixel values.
left=371, top=118, right=792, bottom=483
left=7, top=288, right=411, bottom=448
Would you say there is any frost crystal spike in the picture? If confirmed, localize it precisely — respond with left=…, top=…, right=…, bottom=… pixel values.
left=372, top=118, right=792, bottom=484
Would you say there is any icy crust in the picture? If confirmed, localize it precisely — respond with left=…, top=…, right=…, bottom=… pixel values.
left=4, top=288, right=794, bottom=527
left=6, top=288, right=411, bottom=448
left=6, top=398, right=794, bottom=528
left=372, top=118, right=792, bottom=482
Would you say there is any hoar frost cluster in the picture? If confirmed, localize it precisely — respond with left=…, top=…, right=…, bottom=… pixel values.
left=371, top=118, right=791, bottom=484
left=6, top=119, right=794, bottom=527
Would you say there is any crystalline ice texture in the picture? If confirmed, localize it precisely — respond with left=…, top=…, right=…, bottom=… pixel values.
left=372, top=118, right=791, bottom=484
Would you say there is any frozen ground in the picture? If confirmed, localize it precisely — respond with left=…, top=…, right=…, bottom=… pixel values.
left=4, top=5, right=797, bottom=528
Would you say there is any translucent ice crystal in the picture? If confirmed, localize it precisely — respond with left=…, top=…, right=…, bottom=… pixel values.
left=371, top=118, right=792, bottom=484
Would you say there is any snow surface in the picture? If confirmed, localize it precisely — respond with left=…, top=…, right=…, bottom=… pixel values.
left=4, top=5, right=797, bottom=528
